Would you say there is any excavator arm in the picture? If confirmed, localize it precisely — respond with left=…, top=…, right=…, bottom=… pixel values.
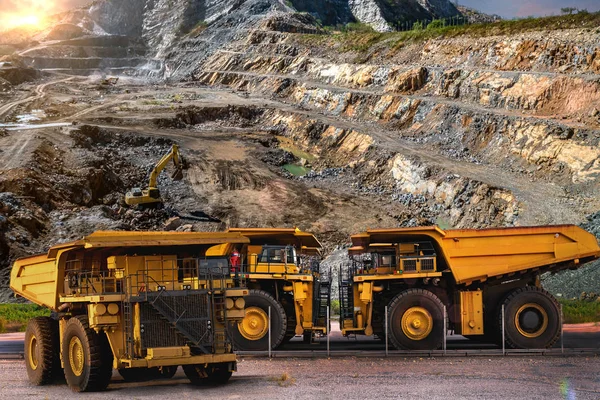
left=148, top=144, right=183, bottom=188
left=125, top=144, right=184, bottom=206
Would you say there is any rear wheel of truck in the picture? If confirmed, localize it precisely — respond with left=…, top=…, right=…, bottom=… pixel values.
left=388, top=289, right=445, bottom=350
left=183, top=363, right=232, bottom=385
left=62, top=316, right=114, bottom=392
left=499, top=286, right=560, bottom=349
left=229, top=289, right=286, bottom=351
left=25, top=317, right=61, bottom=385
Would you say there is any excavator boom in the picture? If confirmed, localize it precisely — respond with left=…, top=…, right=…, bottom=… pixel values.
left=125, top=144, right=184, bottom=206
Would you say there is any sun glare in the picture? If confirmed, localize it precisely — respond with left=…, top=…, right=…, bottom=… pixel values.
left=1, top=13, right=47, bottom=31
left=1, top=0, right=56, bottom=32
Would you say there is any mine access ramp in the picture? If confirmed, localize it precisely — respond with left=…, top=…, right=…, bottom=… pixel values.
left=11, top=231, right=249, bottom=392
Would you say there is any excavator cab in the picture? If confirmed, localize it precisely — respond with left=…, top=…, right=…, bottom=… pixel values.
left=125, top=144, right=184, bottom=206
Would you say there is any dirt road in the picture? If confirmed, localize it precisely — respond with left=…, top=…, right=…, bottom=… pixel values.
left=0, top=356, right=598, bottom=399
left=0, top=77, right=75, bottom=118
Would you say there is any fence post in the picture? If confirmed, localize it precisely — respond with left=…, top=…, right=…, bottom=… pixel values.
left=385, top=305, right=389, bottom=356
left=443, top=306, right=447, bottom=355
left=560, top=303, right=564, bottom=354
left=268, top=306, right=272, bottom=358
left=501, top=304, right=506, bottom=356
left=326, top=306, right=330, bottom=356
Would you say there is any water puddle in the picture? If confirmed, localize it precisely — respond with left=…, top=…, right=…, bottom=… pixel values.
left=16, top=109, right=46, bottom=123
left=0, top=122, right=71, bottom=131
left=283, top=164, right=311, bottom=176
left=0, top=110, right=70, bottom=130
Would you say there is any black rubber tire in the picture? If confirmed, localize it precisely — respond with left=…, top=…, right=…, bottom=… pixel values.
left=388, top=289, right=445, bottom=350
left=62, top=316, right=114, bottom=392
left=229, top=289, right=287, bottom=351
left=183, top=363, right=232, bottom=386
left=302, top=332, right=312, bottom=344
left=158, top=365, right=178, bottom=379
left=499, top=286, right=560, bottom=349
left=281, top=296, right=297, bottom=344
left=24, top=317, right=60, bottom=385
left=206, top=363, right=233, bottom=384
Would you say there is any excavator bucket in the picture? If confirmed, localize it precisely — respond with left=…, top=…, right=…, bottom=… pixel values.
left=171, top=167, right=184, bottom=181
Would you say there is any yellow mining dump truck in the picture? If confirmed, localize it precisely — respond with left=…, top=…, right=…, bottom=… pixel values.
left=10, top=231, right=249, bottom=392
left=339, top=225, right=600, bottom=350
left=218, top=228, right=328, bottom=350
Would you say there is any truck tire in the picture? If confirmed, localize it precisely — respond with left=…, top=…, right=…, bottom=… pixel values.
left=499, top=286, right=560, bottom=349
left=25, top=317, right=60, bottom=385
left=183, top=363, right=232, bottom=385
left=388, top=289, right=445, bottom=350
left=62, top=316, right=114, bottom=392
left=229, top=289, right=287, bottom=351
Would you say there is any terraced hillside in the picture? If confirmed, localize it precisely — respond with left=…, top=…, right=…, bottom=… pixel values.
left=0, top=8, right=599, bottom=300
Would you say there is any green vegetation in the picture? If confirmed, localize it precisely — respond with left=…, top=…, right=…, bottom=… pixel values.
left=0, top=304, right=50, bottom=333
left=331, top=299, right=340, bottom=316
left=559, top=299, right=600, bottom=324
left=411, top=21, right=424, bottom=31
left=426, top=19, right=446, bottom=30
left=301, top=11, right=600, bottom=59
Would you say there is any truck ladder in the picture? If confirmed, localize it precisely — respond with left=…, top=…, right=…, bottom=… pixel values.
left=338, top=265, right=354, bottom=330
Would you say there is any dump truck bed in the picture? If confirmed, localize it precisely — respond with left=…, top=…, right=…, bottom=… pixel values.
left=10, top=231, right=250, bottom=310
left=350, top=225, right=600, bottom=285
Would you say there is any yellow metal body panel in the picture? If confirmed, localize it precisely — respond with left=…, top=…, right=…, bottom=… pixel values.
left=146, top=346, right=191, bottom=359
left=354, top=272, right=442, bottom=282
left=122, top=352, right=237, bottom=369
left=351, top=225, right=600, bottom=285
left=458, top=291, right=484, bottom=336
left=10, top=231, right=250, bottom=310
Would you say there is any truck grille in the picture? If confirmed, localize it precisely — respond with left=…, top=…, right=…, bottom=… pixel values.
left=139, top=292, right=213, bottom=352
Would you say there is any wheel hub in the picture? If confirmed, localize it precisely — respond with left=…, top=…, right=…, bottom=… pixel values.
left=27, top=335, right=38, bottom=370
left=238, top=307, right=269, bottom=340
left=401, top=306, right=433, bottom=341
left=515, top=303, right=548, bottom=338
left=69, top=336, right=85, bottom=377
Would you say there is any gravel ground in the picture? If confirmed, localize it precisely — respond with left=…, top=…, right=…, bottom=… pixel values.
left=542, top=211, right=600, bottom=299
left=1, top=356, right=599, bottom=400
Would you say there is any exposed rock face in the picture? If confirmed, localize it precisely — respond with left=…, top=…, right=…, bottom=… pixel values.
left=73, top=0, right=462, bottom=60
left=289, top=0, right=460, bottom=31
left=88, top=0, right=145, bottom=36
left=348, top=0, right=392, bottom=32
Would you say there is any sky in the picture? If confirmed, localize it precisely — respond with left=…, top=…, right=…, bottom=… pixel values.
left=0, top=0, right=89, bottom=15
left=1, top=0, right=599, bottom=19
left=457, top=0, right=600, bottom=18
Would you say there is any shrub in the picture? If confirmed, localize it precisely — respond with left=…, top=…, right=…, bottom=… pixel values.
left=427, top=19, right=446, bottom=30
left=412, top=21, right=424, bottom=31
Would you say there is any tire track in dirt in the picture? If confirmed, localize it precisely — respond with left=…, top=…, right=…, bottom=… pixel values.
left=0, top=77, right=75, bottom=119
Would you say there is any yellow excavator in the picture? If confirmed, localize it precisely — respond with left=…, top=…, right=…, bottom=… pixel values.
left=125, top=144, right=184, bottom=206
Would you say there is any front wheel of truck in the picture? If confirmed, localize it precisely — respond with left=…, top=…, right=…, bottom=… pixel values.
left=388, top=289, right=445, bottom=350
left=62, top=316, right=113, bottom=392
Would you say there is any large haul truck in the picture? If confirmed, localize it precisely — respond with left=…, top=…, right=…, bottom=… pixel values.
left=339, top=225, right=600, bottom=350
left=10, top=231, right=249, bottom=392
left=222, top=228, right=329, bottom=351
